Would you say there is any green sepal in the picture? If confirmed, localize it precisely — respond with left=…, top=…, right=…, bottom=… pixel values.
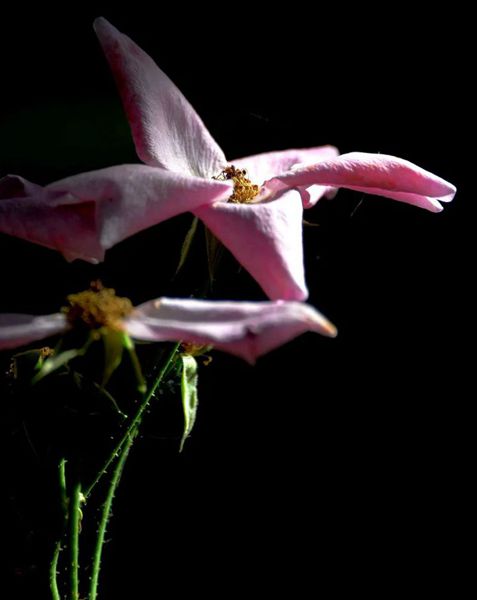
left=31, top=334, right=95, bottom=385
left=122, top=333, right=147, bottom=394
left=179, top=355, right=199, bottom=452
left=10, top=348, right=51, bottom=380
left=101, top=329, right=126, bottom=388
left=205, top=226, right=223, bottom=288
left=176, top=216, right=199, bottom=275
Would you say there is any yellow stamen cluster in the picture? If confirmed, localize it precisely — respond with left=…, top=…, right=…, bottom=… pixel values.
left=215, top=166, right=260, bottom=204
left=63, top=281, right=133, bottom=331
left=181, top=342, right=214, bottom=365
left=181, top=342, right=213, bottom=357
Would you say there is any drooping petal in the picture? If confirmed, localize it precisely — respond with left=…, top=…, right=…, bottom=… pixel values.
left=194, top=189, right=308, bottom=301
left=0, top=313, right=69, bottom=351
left=125, top=297, right=337, bottom=363
left=94, top=17, right=226, bottom=178
left=233, top=145, right=339, bottom=186
left=264, top=152, right=456, bottom=212
left=0, top=187, right=105, bottom=263
left=0, top=165, right=232, bottom=262
left=0, top=174, right=43, bottom=198
left=49, top=164, right=232, bottom=253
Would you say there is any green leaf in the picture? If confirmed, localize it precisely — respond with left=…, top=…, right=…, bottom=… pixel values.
left=176, top=216, right=199, bottom=275
left=179, top=355, right=199, bottom=452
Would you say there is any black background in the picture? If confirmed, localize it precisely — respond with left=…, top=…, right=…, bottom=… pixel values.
left=0, top=5, right=471, bottom=598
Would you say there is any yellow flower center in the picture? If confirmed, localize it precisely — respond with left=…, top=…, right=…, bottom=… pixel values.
left=63, top=281, right=133, bottom=331
left=214, top=166, right=260, bottom=204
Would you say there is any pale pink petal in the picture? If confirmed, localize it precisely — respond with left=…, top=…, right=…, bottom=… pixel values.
left=0, top=165, right=232, bottom=263
left=49, top=164, right=232, bottom=253
left=265, top=152, right=456, bottom=212
left=125, top=297, right=336, bottom=363
left=0, top=313, right=69, bottom=351
left=94, top=17, right=226, bottom=178
left=194, top=189, right=308, bottom=301
left=298, top=185, right=338, bottom=208
left=233, top=145, right=339, bottom=186
left=0, top=174, right=43, bottom=198
left=0, top=188, right=105, bottom=263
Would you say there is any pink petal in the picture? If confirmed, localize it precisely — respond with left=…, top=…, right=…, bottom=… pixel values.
left=0, top=188, right=105, bottom=263
left=125, top=297, right=337, bottom=363
left=49, top=164, right=232, bottom=254
left=298, top=184, right=338, bottom=209
left=0, top=174, right=43, bottom=198
left=265, top=152, right=456, bottom=212
left=233, top=145, right=339, bottom=186
left=94, top=17, right=226, bottom=178
left=194, top=190, right=308, bottom=301
left=0, top=165, right=232, bottom=263
left=0, top=313, right=69, bottom=351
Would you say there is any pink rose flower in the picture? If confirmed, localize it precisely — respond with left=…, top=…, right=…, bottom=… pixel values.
left=0, top=295, right=336, bottom=364
left=0, top=18, right=456, bottom=301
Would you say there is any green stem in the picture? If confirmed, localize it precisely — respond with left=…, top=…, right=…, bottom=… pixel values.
left=84, top=342, right=181, bottom=499
left=88, top=430, right=134, bottom=600
left=69, top=480, right=82, bottom=600
left=49, top=458, right=67, bottom=600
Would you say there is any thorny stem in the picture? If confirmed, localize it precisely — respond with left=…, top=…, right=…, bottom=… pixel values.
left=69, top=480, right=82, bottom=600
left=49, top=458, right=67, bottom=600
left=88, top=431, right=133, bottom=600
left=88, top=341, right=181, bottom=598
left=84, top=342, right=181, bottom=498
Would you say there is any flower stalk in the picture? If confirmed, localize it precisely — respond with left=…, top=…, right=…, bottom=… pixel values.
left=84, top=342, right=181, bottom=499
left=49, top=458, right=67, bottom=600
left=69, top=480, right=82, bottom=600
left=89, top=432, right=132, bottom=600
left=88, top=341, right=181, bottom=598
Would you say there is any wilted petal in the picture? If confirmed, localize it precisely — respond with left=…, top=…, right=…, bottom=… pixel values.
left=194, top=190, right=308, bottom=301
left=0, top=165, right=232, bottom=263
left=265, top=152, right=456, bottom=212
left=0, top=174, right=43, bottom=198
left=233, top=145, right=339, bottom=186
left=48, top=164, right=233, bottom=255
left=0, top=313, right=69, bottom=351
left=0, top=188, right=104, bottom=263
left=94, top=17, right=226, bottom=178
left=125, top=297, right=337, bottom=363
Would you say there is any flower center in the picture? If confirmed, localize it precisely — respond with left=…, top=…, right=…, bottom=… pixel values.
left=63, top=281, right=133, bottom=331
left=214, top=166, right=260, bottom=204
